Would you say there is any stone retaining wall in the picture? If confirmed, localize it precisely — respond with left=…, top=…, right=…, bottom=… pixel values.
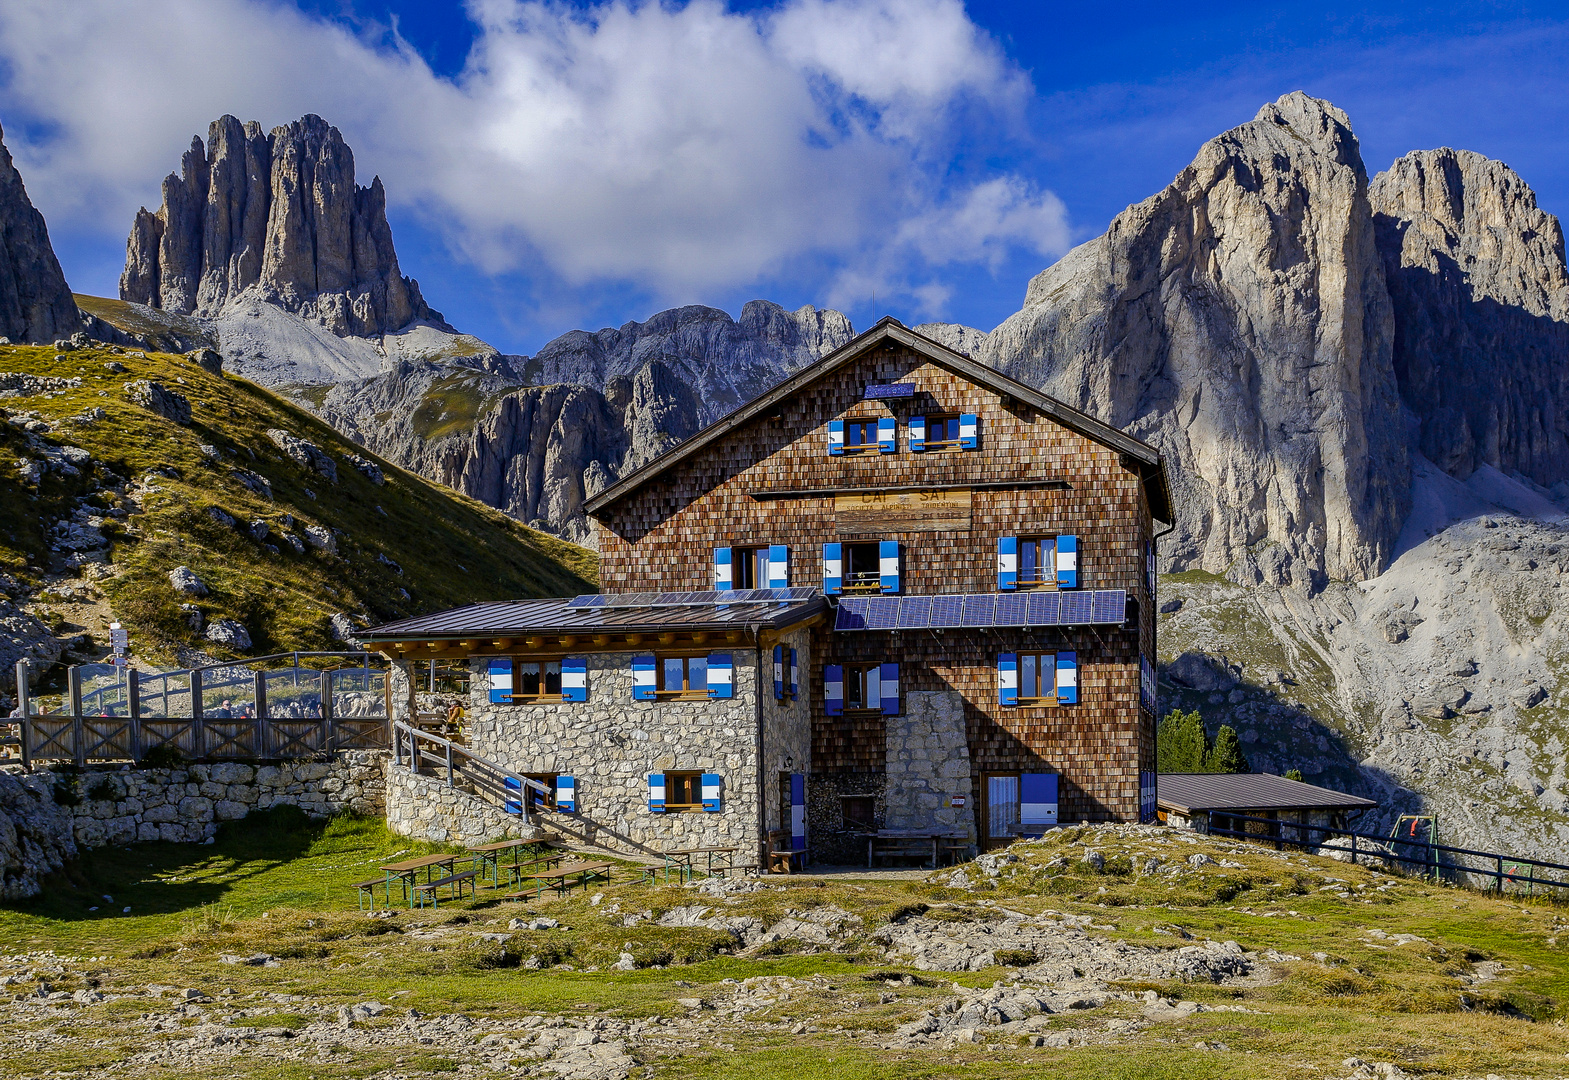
left=383, top=764, right=542, bottom=845
left=52, top=751, right=388, bottom=848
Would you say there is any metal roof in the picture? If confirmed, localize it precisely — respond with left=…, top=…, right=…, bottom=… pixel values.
left=1157, top=773, right=1378, bottom=814
left=583, top=318, right=1173, bottom=523
left=358, top=596, right=827, bottom=642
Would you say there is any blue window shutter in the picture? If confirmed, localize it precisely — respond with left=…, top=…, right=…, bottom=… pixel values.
left=488, top=658, right=512, bottom=704
left=909, top=415, right=926, bottom=452
left=714, top=546, right=733, bottom=591
left=998, top=652, right=1018, bottom=706
left=1140, top=771, right=1157, bottom=823
left=828, top=419, right=845, bottom=455
left=824, top=664, right=844, bottom=716
left=701, top=773, right=722, bottom=812
left=632, top=655, right=656, bottom=700
left=707, top=652, right=733, bottom=698
left=773, top=644, right=785, bottom=701
left=503, top=775, right=522, bottom=814
left=767, top=544, right=790, bottom=589
left=879, top=662, right=900, bottom=715
left=1020, top=773, right=1059, bottom=827
left=997, top=536, right=1018, bottom=591
left=822, top=542, right=842, bottom=595
left=959, top=412, right=978, bottom=449
left=877, top=415, right=896, bottom=452
left=556, top=775, right=576, bottom=813
left=1056, top=534, right=1078, bottom=589
left=790, top=773, right=806, bottom=850
left=789, top=647, right=799, bottom=699
left=648, top=773, right=666, bottom=812
left=879, top=540, right=900, bottom=593
left=1056, top=652, right=1078, bottom=704
left=562, top=656, right=587, bottom=702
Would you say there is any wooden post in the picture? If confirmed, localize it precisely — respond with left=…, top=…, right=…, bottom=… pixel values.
left=16, top=660, right=30, bottom=771
left=68, top=665, right=84, bottom=767
left=445, top=739, right=454, bottom=787
left=394, top=722, right=404, bottom=769
left=189, top=668, right=205, bottom=760
left=127, top=669, right=141, bottom=762
left=253, top=670, right=269, bottom=757
left=322, top=669, right=336, bottom=754
left=1495, top=855, right=1504, bottom=893
left=1349, top=832, right=1358, bottom=867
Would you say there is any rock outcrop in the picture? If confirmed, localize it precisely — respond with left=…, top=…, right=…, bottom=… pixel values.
left=0, top=122, right=80, bottom=344
left=981, top=92, right=1410, bottom=586
left=1371, top=149, right=1569, bottom=488
left=120, top=115, right=447, bottom=339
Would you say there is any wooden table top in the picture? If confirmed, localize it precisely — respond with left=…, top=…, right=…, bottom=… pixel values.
left=381, top=853, right=459, bottom=872
left=467, top=839, right=543, bottom=853
left=534, top=861, right=612, bottom=880
left=871, top=830, right=965, bottom=838
left=665, top=846, right=738, bottom=856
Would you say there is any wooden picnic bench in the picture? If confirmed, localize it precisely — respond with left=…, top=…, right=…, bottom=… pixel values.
left=353, top=877, right=385, bottom=911
left=529, top=861, right=613, bottom=898
left=767, top=829, right=805, bottom=874
left=412, top=869, right=478, bottom=908
left=867, top=830, right=967, bottom=869
left=468, top=839, right=563, bottom=886
left=378, top=852, right=463, bottom=907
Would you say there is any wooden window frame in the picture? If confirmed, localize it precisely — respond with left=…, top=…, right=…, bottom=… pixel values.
left=509, top=659, right=566, bottom=704
left=842, top=662, right=885, bottom=715
left=841, top=541, right=884, bottom=595
left=982, top=770, right=1022, bottom=848
left=841, top=418, right=881, bottom=454
left=921, top=413, right=964, bottom=451
left=733, top=546, right=769, bottom=590
left=1015, top=651, right=1060, bottom=706
left=655, top=654, right=712, bottom=700
left=663, top=770, right=704, bottom=812
left=524, top=772, right=558, bottom=811
left=1016, top=536, right=1059, bottom=591
left=841, top=794, right=876, bottom=829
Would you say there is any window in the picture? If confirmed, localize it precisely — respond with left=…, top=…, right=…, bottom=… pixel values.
left=843, top=542, right=883, bottom=593
left=844, top=663, right=884, bottom=712
left=985, top=774, right=1020, bottom=842
left=665, top=771, right=703, bottom=810
left=733, top=546, right=770, bottom=589
left=658, top=655, right=709, bottom=698
left=1017, top=652, right=1058, bottom=703
left=924, top=415, right=963, bottom=448
left=513, top=660, right=563, bottom=701
left=842, top=795, right=875, bottom=828
left=843, top=418, right=880, bottom=453
left=1018, top=537, right=1057, bottom=589
left=523, top=773, right=558, bottom=811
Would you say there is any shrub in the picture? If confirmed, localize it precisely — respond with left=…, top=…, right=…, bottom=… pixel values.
left=994, top=949, right=1038, bottom=967
left=140, top=744, right=185, bottom=769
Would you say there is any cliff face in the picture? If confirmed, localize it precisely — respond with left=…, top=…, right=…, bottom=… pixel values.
left=1371, top=149, right=1569, bottom=488
left=0, top=122, right=79, bottom=344
left=982, top=92, right=1410, bottom=587
left=120, top=115, right=446, bottom=338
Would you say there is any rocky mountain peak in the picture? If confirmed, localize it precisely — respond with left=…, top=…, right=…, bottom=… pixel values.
left=121, top=114, right=448, bottom=339
left=1372, top=148, right=1569, bottom=486
left=0, top=122, right=80, bottom=344
left=988, top=90, right=1408, bottom=587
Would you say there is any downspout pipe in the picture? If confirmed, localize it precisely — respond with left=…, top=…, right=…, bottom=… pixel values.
left=751, top=621, right=767, bottom=869
left=1150, top=517, right=1177, bottom=821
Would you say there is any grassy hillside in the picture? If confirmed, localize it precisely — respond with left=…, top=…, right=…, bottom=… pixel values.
left=0, top=341, right=595, bottom=665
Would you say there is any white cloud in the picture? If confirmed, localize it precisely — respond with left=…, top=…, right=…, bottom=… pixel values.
left=0, top=0, right=1068, bottom=314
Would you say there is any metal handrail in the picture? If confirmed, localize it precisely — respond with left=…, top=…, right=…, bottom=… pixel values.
left=391, top=720, right=545, bottom=818
left=1204, top=811, right=1569, bottom=895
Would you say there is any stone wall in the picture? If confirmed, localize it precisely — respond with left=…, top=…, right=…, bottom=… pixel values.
left=883, top=690, right=975, bottom=842
left=806, top=771, right=886, bottom=866
left=383, top=763, right=543, bottom=845
left=50, top=751, right=387, bottom=848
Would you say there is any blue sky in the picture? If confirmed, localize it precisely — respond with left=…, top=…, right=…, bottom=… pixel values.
left=2, top=1, right=1566, bottom=355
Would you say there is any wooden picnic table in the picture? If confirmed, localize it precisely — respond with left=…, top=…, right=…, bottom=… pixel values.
left=529, top=861, right=613, bottom=898
left=380, top=852, right=463, bottom=907
left=467, top=839, right=561, bottom=886
left=661, top=846, right=738, bottom=881
left=866, top=830, right=966, bottom=869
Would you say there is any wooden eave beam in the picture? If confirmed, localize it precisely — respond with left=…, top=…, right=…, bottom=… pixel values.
left=749, top=479, right=1070, bottom=500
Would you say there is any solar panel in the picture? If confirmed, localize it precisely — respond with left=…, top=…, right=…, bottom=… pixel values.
left=961, top=594, right=996, bottom=626
left=1026, top=592, right=1060, bottom=626
left=928, top=596, right=963, bottom=628
left=898, top=596, right=932, bottom=629
left=835, top=599, right=869, bottom=631
left=572, top=587, right=820, bottom=609
left=864, top=597, right=900, bottom=629
left=1092, top=591, right=1126, bottom=623
left=567, top=595, right=606, bottom=608
left=993, top=593, right=1028, bottom=626
left=1058, top=591, right=1092, bottom=624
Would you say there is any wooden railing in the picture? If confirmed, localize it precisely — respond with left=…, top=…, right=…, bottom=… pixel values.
left=392, top=720, right=547, bottom=819
left=11, top=657, right=389, bottom=767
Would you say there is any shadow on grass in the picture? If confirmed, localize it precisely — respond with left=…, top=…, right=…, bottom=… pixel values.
left=3, top=805, right=330, bottom=922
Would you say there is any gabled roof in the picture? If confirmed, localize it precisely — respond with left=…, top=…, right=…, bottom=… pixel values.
left=359, top=595, right=827, bottom=643
left=583, top=317, right=1172, bottom=522
left=1157, top=773, right=1378, bottom=814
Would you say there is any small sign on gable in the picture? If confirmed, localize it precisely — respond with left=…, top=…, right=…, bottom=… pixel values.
left=863, top=382, right=915, bottom=400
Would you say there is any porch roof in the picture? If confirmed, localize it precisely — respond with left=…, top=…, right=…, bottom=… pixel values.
left=1157, top=772, right=1377, bottom=815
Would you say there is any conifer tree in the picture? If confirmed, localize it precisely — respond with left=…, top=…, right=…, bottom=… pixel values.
left=1285, top=768, right=1304, bottom=782
left=1157, top=709, right=1208, bottom=772
left=1206, top=725, right=1250, bottom=774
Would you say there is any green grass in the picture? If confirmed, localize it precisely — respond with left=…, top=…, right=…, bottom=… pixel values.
left=0, top=341, right=595, bottom=663
left=72, top=294, right=214, bottom=351
left=410, top=371, right=507, bottom=441
left=4, top=819, right=1569, bottom=1078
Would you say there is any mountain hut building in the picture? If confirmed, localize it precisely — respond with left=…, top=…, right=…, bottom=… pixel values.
left=360, top=318, right=1172, bottom=865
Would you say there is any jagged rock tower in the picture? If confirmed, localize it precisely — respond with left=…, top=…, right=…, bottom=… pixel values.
left=0, top=122, right=80, bottom=344
left=121, top=114, right=448, bottom=338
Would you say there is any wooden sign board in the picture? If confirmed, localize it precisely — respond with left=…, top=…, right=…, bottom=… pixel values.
left=835, top=488, right=972, bottom=533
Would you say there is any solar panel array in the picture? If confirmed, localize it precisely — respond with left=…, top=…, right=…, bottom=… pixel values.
left=569, top=587, right=818, bottom=609
left=834, top=591, right=1127, bottom=631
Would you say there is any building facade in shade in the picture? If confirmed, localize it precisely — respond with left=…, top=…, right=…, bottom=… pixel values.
left=361, top=319, right=1171, bottom=863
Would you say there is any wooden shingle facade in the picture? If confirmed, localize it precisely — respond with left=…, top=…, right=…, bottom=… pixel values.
left=585, top=319, right=1171, bottom=859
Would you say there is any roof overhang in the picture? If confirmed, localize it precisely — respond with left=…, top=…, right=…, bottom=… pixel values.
left=582, top=318, right=1173, bottom=523
left=1155, top=772, right=1379, bottom=815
